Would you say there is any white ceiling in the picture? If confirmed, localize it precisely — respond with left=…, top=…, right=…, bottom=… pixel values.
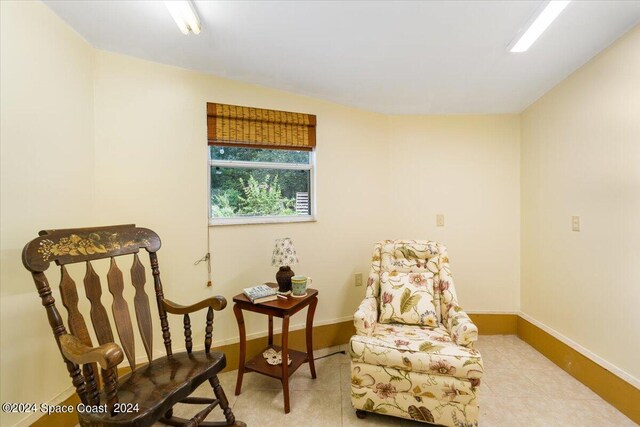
left=44, top=0, right=640, bottom=114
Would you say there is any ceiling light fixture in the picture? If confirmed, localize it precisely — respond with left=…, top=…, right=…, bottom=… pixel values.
left=164, top=0, right=201, bottom=35
left=509, top=0, right=570, bottom=53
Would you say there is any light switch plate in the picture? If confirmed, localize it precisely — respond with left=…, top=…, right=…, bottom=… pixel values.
left=572, top=216, right=580, bottom=232
left=436, top=214, right=445, bottom=227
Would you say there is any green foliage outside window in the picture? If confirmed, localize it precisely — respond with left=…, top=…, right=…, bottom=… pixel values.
left=210, top=146, right=311, bottom=219
left=212, top=175, right=295, bottom=217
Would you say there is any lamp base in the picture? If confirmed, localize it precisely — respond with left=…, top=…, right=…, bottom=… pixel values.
left=275, top=266, right=294, bottom=295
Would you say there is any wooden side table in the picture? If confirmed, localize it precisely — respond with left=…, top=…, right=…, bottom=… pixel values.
left=232, top=285, right=318, bottom=413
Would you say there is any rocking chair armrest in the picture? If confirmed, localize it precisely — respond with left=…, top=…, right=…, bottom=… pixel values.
left=163, top=295, right=227, bottom=314
left=59, top=334, right=124, bottom=370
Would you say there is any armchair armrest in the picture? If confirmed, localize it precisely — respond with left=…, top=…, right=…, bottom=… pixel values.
left=59, top=334, right=124, bottom=370
left=354, top=297, right=378, bottom=336
left=445, top=305, right=478, bottom=347
left=163, top=295, right=227, bottom=314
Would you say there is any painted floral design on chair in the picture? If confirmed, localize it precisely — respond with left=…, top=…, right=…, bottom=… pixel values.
left=37, top=231, right=149, bottom=262
left=38, top=234, right=110, bottom=259
left=350, top=240, right=482, bottom=427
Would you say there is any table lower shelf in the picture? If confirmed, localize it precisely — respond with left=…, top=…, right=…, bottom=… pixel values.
left=244, top=345, right=309, bottom=380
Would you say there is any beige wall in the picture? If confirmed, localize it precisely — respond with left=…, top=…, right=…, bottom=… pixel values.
left=91, top=53, right=522, bottom=349
left=388, top=116, right=521, bottom=311
left=521, top=26, right=640, bottom=380
left=91, top=50, right=394, bottom=349
left=0, top=1, right=96, bottom=425
left=0, top=2, right=522, bottom=425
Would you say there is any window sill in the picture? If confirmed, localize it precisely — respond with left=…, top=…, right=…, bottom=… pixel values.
left=209, top=215, right=317, bottom=226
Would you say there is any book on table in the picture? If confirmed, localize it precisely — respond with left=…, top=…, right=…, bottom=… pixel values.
left=243, top=284, right=277, bottom=304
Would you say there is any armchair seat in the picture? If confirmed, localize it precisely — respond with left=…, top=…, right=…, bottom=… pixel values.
left=350, top=323, right=483, bottom=380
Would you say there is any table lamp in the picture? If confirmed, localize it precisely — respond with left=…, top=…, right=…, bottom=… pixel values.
left=271, top=237, right=299, bottom=295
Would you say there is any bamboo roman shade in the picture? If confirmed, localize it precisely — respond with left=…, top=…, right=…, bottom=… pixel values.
left=207, top=102, right=316, bottom=151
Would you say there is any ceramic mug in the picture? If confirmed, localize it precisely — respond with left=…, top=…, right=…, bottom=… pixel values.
left=291, top=275, right=312, bottom=297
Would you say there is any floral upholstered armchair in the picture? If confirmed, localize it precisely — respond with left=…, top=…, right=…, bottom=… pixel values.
left=350, top=240, right=483, bottom=426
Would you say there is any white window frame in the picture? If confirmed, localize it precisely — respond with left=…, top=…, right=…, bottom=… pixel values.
left=208, top=148, right=317, bottom=226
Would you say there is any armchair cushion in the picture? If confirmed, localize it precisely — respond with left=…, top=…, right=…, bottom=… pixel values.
left=379, top=272, right=438, bottom=327
left=350, top=323, right=483, bottom=381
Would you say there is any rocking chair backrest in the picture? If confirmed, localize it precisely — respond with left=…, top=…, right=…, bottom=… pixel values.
left=22, top=224, right=173, bottom=407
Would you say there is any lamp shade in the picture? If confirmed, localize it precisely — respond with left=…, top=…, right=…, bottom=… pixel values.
left=271, top=238, right=299, bottom=267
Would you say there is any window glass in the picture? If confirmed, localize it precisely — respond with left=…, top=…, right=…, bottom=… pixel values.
left=210, top=146, right=310, bottom=164
left=209, top=146, right=313, bottom=223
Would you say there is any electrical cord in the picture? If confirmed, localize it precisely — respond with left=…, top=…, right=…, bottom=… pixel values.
left=314, top=350, right=346, bottom=361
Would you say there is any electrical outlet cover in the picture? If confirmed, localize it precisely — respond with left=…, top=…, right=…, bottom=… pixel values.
left=355, top=273, right=363, bottom=286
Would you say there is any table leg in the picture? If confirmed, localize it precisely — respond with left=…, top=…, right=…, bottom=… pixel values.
left=268, top=315, right=273, bottom=347
left=233, top=304, right=246, bottom=396
left=281, top=314, right=291, bottom=413
left=306, top=296, right=318, bottom=379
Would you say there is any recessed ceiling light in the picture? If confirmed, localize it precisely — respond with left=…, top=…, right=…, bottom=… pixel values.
left=509, top=1, right=571, bottom=53
left=165, top=0, right=201, bottom=35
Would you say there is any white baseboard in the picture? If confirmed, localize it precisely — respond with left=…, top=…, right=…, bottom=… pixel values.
left=15, top=388, right=76, bottom=427
left=466, top=310, right=519, bottom=315
left=518, top=312, right=640, bottom=389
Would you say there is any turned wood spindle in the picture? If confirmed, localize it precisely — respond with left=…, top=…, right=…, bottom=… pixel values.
left=101, top=367, right=118, bottom=413
left=205, top=307, right=213, bottom=353
left=83, top=364, right=100, bottom=405
left=183, top=314, right=193, bottom=354
left=211, top=375, right=235, bottom=424
left=150, top=252, right=172, bottom=356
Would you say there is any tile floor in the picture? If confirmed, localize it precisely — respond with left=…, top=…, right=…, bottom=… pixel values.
left=165, top=335, right=636, bottom=427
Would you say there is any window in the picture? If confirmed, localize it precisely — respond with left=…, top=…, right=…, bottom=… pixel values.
left=206, top=102, right=317, bottom=225
left=209, top=146, right=315, bottom=225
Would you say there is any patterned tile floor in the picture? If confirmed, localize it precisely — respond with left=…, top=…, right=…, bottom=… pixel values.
left=164, top=335, right=636, bottom=426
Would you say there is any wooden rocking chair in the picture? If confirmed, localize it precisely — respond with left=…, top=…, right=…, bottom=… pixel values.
left=22, top=224, right=245, bottom=427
